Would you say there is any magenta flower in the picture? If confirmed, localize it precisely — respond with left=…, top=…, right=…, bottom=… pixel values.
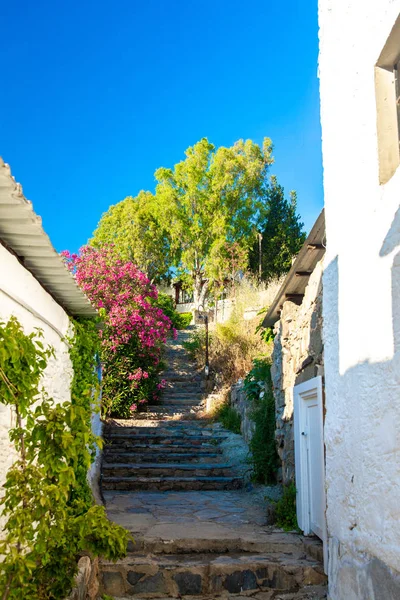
left=62, top=243, right=173, bottom=417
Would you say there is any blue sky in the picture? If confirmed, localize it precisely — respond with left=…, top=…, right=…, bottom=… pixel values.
left=1, top=0, right=323, bottom=253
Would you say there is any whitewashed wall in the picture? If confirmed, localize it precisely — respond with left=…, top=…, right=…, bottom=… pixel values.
left=319, top=1, right=400, bottom=598
left=0, top=245, right=74, bottom=529
left=0, top=244, right=100, bottom=527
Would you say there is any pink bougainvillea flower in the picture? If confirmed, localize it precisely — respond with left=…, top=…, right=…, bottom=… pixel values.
left=62, top=243, right=173, bottom=417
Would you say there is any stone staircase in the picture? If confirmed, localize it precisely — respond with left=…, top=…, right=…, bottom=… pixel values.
left=101, top=422, right=242, bottom=491
left=101, top=331, right=242, bottom=492
left=144, top=329, right=205, bottom=420
left=100, top=330, right=328, bottom=599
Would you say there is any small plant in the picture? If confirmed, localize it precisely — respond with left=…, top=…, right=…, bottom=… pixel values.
left=183, top=329, right=206, bottom=360
left=176, top=312, right=193, bottom=329
left=213, top=401, right=241, bottom=434
left=244, top=359, right=279, bottom=484
left=255, top=307, right=275, bottom=343
left=273, top=483, right=299, bottom=531
left=243, top=357, right=272, bottom=400
left=154, top=293, right=192, bottom=329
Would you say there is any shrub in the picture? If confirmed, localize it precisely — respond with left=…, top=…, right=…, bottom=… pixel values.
left=62, top=246, right=175, bottom=417
left=153, top=295, right=193, bottom=330
left=154, top=293, right=179, bottom=327
left=0, top=317, right=129, bottom=600
left=213, top=400, right=241, bottom=434
left=209, top=278, right=273, bottom=386
left=183, top=329, right=207, bottom=361
left=244, top=359, right=279, bottom=484
left=176, top=311, right=193, bottom=329
left=274, top=483, right=299, bottom=531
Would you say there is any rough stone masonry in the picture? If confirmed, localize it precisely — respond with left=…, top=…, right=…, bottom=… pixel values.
left=271, top=260, right=324, bottom=486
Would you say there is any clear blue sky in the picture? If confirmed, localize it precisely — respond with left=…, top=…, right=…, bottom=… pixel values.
left=1, top=0, right=323, bottom=253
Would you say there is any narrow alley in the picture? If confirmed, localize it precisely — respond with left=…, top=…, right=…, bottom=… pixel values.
left=100, top=331, right=327, bottom=599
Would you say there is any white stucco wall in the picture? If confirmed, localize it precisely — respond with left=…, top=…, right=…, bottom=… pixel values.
left=319, top=1, right=400, bottom=598
left=0, top=244, right=74, bottom=528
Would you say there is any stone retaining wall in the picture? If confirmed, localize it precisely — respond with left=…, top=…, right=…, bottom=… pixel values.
left=66, top=556, right=99, bottom=600
left=271, top=259, right=324, bottom=485
left=230, top=382, right=255, bottom=444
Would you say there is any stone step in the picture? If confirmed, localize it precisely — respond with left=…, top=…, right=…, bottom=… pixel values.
left=104, top=443, right=223, bottom=454
left=140, top=405, right=198, bottom=413
left=164, top=380, right=202, bottom=388
left=161, top=373, right=202, bottom=382
left=160, top=392, right=203, bottom=404
left=103, top=450, right=222, bottom=463
left=159, top=399, right=203, bottom=406
left=163, top=390, right=203, bottom=396
left=160, top=399, right=203, bottom=405
left=102, top=463, right=235, bottom=478
left=158, top=399, right=203, bottom=406
left=100, top=551, right=327, bottom=598
left=127, top=530, right=319, bottom=556
left=104, top=434, right=226, bottom=447
left=104, top=425, right=215, bottom=435
left=145, top=405, right=202, bottom=413
left=110, top=590, right=327, bottom=600
left=101, top=475, right=243, bottom=491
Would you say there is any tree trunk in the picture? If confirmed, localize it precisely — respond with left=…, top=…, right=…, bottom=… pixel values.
left=199, top=279, right=209, bottom=311
left=193, top=275, right=209, bottom=312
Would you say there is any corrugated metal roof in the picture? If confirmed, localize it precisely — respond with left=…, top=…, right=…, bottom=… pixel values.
left=0, top=158, right=97, bottom=317
left=263, top=209, right=326, bottom=327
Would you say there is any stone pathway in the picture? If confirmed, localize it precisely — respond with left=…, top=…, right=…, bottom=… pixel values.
left=100, top=331, right=327, bottom=599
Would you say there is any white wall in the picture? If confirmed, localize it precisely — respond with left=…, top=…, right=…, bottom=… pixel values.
left=319, top=1, right=400, bottom=597
left=0, top=244, right=74, bottom=528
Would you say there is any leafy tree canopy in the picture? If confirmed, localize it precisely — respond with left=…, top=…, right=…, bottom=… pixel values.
left=89, top=138, right=306, bottom=308
left=154, top=137, right=274, bottom=309
left=249, top=176, right=306, bottom=282
left=90, top=191, right=171, bottom=283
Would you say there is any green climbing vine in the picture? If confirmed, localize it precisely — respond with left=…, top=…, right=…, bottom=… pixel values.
left=0, top=316, right=129, bottom=600
left=244, top=358, right=279, bottom=484
left=67, top=317, right=101, bottom=511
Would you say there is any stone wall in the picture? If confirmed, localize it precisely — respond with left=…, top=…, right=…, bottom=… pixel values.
left=271, top=259, right=324, bottom=485
left=230, top=382, right=255, bottom=444
left=66, top=556, right=99, bottom=600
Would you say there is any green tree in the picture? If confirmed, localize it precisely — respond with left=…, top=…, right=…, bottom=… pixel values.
left=249, top=176, right=306, bottom=282
left=154, top=137, right=274, bottom=310
left=90, top=191, right=171, bottom=283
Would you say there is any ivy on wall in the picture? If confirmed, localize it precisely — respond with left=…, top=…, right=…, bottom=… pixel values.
left=0, top=316, right=129, bottom=600
left=67, top=317, right=101, bottom=511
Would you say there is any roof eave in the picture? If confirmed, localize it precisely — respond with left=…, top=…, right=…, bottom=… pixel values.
left=262, top=209, right=326, bottom=328
left=0, top=158, right=97, bottom=318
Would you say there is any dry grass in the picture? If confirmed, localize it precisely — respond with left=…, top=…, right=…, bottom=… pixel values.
left=210, top=278, right=273, bottom=386
left=185, top=278, right=273, bottom=390
left=210, top=317, right=267, bottom=384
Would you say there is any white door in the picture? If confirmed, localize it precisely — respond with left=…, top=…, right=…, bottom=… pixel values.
left=294, top=376, right=327, bottom=569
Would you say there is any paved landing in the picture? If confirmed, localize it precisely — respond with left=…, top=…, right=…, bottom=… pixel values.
left=105, top=489, right=268, bottom=530
left=103, top=489, right=307, bottom=556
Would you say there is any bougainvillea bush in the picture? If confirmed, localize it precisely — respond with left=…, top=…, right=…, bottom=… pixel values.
left=62, top=245, right=175, bottom=417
